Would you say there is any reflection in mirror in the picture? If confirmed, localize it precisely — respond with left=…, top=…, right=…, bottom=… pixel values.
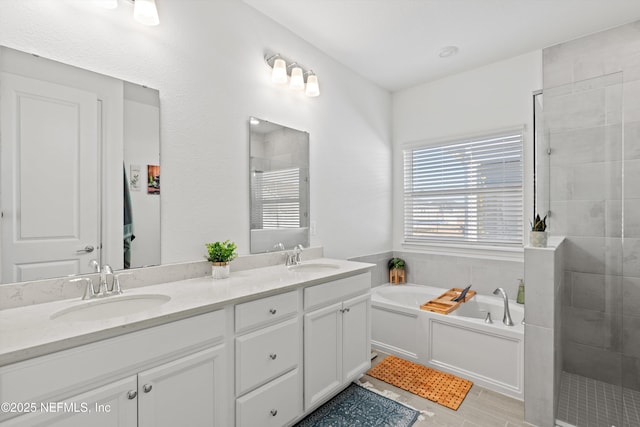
left=249, top=117, right=309, bottom=253
left=0, top=46, right=160, bottom=284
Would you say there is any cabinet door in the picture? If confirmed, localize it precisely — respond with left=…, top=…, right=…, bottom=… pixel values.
left=138, top=345, right=227, bottom=427
left=303, top=302, right=342, bottom=410
left=342, top=293, right=371, bottom=382
left=2, top=376, right=137, bottom=427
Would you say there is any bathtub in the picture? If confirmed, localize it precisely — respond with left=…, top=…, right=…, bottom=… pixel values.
left=371, top=283, right=524, bottom=399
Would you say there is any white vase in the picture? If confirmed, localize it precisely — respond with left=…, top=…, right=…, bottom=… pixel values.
left=211, top=262, right=230, bottom=279
left=529, top=231, right=548, bottom=248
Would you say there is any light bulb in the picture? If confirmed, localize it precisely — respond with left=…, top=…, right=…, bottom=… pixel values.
left=305, top=74, right=320, bottom=97
left=290, top=67, right=305, bottom=91
left=272, top=58, right=288, bottom=84
left=134, top=0, right=160, bottom=26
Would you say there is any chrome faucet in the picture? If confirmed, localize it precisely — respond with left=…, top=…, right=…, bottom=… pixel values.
left=285, top=244, right=304, bottom=266
left=493, top=287, right=514, bottom=326
left=72, top=263, right=124, bottom=300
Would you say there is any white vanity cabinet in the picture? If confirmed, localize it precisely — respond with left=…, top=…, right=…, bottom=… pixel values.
left=1, top=376, right=138, bottom=427
left=303, top=273, right=371, bottom=410
left=137, top=345, right=226, bottom=427
left=0, top=310, right=229, bottom=427
left=234, top=290, right=302, bottom=427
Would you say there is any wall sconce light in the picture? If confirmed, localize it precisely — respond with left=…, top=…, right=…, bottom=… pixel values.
left=265, top=52, right=320, bottom=97
left=96, top=0, right=160, bottom=26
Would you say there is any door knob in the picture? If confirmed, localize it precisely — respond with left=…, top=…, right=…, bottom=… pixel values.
left=76, top=245, right=95, bottom=254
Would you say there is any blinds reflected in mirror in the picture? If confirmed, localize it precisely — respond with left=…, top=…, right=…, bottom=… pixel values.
left=252, top=167, right=301, bottom=229
left=403, top=129, right=524, bottom=246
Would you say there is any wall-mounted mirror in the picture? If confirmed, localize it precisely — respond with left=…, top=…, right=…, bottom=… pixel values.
left=0, top=46, right=160, bottom=284
left=249, top=117, right=309, bottom=253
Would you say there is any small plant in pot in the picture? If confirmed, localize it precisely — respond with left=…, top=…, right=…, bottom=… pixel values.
left=529, top=214, right=548, bottom=248
left=206, top=240, right=237, bottom=279
left=388, top=257, right=406, bottom=285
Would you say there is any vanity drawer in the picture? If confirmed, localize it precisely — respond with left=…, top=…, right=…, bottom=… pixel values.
left=304, top=273, right=371, bottom=311
left=236, top=368, right=301, bottom=427
left=235, top=290, right=298, bottom=333
left=235, top=317, right=299, bottom=396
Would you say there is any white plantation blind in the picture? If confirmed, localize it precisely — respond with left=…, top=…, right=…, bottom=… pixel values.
left=254, top=168, right=301, bottom=229
left=403, top=130, right=523, bottom=246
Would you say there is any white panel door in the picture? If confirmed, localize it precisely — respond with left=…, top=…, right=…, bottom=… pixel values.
left=0, top=72, right=99, bottom=283
left=303, top=302, right=342, bottom=410
left=342, top=293, right=371, bottom=382
left=137, top=345, right=227, bottom=427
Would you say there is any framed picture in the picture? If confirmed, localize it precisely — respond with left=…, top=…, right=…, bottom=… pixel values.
left=147, top=165, right=160, bottom=194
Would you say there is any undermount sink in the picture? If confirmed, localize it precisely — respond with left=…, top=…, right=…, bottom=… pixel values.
left=287, top=263, right=340, bottom=273
left=51, top=294, right=171, bottom=322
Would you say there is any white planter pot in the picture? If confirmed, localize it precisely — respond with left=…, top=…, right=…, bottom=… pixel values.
left=529, top=231, right=548, bottom=248
left=211, top=262, right=230, bottom=279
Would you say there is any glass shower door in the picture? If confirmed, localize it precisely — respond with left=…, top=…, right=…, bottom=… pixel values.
left=545, top=71, right=631, bottom=427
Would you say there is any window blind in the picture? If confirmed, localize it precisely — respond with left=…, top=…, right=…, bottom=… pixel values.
left=253, top=167, right=301, bottom=229
left=403, top=130, right=523, bottom=246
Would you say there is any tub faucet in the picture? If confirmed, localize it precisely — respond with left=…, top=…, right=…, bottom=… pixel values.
left=493, top=288, right=514, bottom=326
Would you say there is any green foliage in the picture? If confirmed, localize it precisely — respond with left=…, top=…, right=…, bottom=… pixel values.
left=387, top=257, right=406, bottom=270
left=530, top=214, right=547, bottom=232
left=205, top=240, right=238, bottom=263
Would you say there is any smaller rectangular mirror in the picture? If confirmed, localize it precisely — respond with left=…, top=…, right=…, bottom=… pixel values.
left=249, top=117, right=309, bottom=253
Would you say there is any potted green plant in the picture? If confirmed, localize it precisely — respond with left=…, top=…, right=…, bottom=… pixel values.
left=387, top=257, right=406, bottom=284
left=529, top=214, right=548, bottom=247
left=205, top=240, right=238, bottom=279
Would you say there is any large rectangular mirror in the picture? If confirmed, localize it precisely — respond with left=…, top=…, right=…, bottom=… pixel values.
left=249, top=117, right=309, bottom=253
left=0, top=46, right=160, bottom=284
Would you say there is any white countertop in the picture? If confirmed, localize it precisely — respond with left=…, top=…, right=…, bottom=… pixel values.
left=0, top=258, right=374, bottom=366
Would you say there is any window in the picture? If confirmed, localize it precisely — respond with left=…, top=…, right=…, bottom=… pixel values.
left=252, top=167, right=301, bottom=229
left=403, top=129, right=523, bottom=246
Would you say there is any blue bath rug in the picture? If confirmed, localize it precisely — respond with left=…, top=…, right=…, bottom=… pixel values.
left=294, top=382, right=419, bottom=427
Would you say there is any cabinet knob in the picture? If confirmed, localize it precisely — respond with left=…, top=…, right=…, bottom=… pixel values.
left=270, top=409, right=278, bottom=416
left=127, top=390, right=137, bottom=400
left=143, top=384, right=153, bottom=393
left=269, top=353, right=277, bottom=360
left=344, top=307, right=350, bottom=313
left=269, top=308, right=277, bottom=315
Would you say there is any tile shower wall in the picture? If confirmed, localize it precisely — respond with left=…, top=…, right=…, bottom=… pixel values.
left=543, top=20, right=640, bottom=389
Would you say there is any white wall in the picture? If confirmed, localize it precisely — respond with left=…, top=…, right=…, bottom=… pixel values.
left=391, top=51, right=543, bottom=254
left=0, top=0, right=392, bottom=262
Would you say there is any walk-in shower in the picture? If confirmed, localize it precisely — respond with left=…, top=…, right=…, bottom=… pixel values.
left=538, top=70, right=640, bottom=427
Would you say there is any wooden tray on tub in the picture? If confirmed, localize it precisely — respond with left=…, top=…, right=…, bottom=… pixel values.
left=420, top=288, right=476, bottom=314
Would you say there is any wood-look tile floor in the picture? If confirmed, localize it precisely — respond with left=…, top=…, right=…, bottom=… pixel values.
left=358, top=351, right=533, bottom=427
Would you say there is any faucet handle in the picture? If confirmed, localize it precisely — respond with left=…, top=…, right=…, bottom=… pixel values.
left=112, top=273, right=132, bottom=295
left=484, top=311, right=493, bottom=324
left=71, top=277, right=95, bottom=300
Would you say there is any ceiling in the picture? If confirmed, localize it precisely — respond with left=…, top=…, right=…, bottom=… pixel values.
left=243, top=0, right=640, bottom=92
